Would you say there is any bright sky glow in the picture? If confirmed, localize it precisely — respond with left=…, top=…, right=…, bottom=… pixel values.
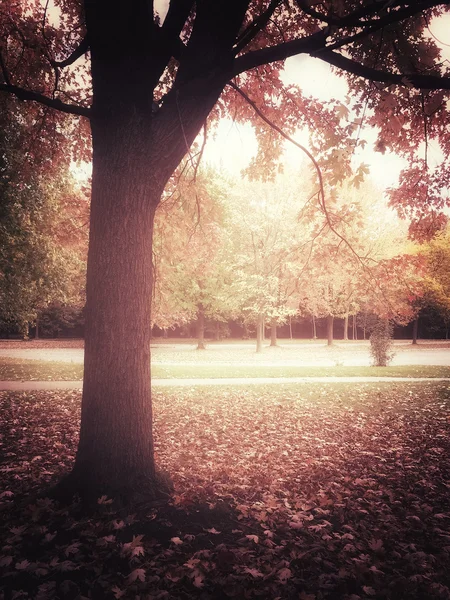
left=202, top=13, right=450, bottom=192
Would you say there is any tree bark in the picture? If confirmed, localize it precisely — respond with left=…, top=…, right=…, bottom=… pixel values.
left=412, top=316, right=419, bottom=345
left=326, top=314, right=334, bottom=346
left=57, top=85, right=171, bottom=499
left=53, top=0, right=251, bottom=500
left=196, top=304, right=206, bottom=350
left=343, top=312, right=349, bottom=341
left=270, top=318, right=277, bottom=347
left=312, top=314, right=317, bottom=339
left=289, top=315, right=293, bottom=340
left=35, top=317, right=39, bottom=340
left=256, top=313, right=263, bottom=353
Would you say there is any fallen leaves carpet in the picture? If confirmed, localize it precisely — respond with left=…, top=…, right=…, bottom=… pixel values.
left=1, top=382, right=450, bottom=599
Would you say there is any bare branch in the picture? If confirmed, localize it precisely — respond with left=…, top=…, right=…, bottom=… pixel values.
left=0, top=49, right=12, bottom=85
left=297, top=0, right=446, bottom=28
left=233, top=1, right=450, bottom=90
left=50, top=37, right=89, bottom=69
left=0, top=83, right=91, bottom=118
left=317, top=50, right=450, bottom=90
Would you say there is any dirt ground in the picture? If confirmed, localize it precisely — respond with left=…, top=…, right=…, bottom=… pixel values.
left=0, top=338, right=449, bottom=366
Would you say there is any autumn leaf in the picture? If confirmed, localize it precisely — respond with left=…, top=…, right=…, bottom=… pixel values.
left=127, top=568, right=146, bottom=583
left=192, top=574, right=204, bottom=588
left=278, top=567, right=292, bottom=583
left=170, top=537, right=183, bottom=545
left=244, top=567, right=264, bottom=578
left=97, top=495, right=113, bottom=505
left=368, top=538, right=383, bottom=552
left=245, top=535, right=259, bottom=544
left=363, top=586, right=376, bottom=596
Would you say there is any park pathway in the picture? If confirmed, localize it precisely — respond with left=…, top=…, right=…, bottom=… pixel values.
left=1, top=376, right=450, bottom=391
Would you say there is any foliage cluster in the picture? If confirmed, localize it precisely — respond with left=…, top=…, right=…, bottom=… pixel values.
left=369, top=320, right=395, bottom=367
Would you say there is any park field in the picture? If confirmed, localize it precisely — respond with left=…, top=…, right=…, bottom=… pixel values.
left=2, top=381, right=450, bottom=599
left=0, top=338, right=450, bottom=381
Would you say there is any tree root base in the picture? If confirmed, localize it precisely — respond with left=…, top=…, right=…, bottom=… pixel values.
left=49, top=467, right=174, bottom=511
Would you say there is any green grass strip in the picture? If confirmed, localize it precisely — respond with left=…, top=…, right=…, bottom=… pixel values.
left=1, top=357, right=450, bottom=381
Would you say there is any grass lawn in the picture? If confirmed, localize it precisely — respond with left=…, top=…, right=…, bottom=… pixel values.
left=1, top=356, right=450, bottom=380
left=2, top=381, right=450, bottom=599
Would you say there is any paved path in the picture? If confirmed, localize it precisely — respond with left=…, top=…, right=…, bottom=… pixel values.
left=1, top=342, right=450, bottom=367
left=1, top=377, right=450, bottom=391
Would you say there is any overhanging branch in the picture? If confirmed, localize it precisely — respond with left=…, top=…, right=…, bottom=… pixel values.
left=50, top=37, right=89, bottom=68
left=317, top=50, right=450, bottom=90
left=233, top=1, right=450, bottom=90
left=227, top=81, right=384, bottom=280
left=0, top=84, right=91, bottom=118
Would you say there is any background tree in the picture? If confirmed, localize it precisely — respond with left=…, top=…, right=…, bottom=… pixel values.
left=226, top=171, right=317, bottom=351
left=1, top=0, right=449, bottom=498
left=0, top=103, right=88, bottom=338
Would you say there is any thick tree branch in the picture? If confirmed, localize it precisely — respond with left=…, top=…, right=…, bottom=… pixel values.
left=0, top=83, right=91, bottom=117
left=297, top=0, right=447, bottom=28
left=317, top=50, right=450, bottom=90
left=233, top=0, right=282, bottom=55
left=322, top=0, right=449, bottom=54
left=234, top=1, right=450, bottom=83
left=50, top=37, right=89, bottom=68
left=233, top=28, right=328, bottom=75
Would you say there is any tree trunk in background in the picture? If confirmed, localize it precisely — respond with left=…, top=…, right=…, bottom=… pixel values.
left=352, top=314, right=357, bottom=340
left=215, top=320, right=220, bottom=341
left=312, top=314, right=317, bottom=339
left=412, top=316, right=419, bottom=345
left=289, top=315, right=293, bottom=340
left=270, top=318, right=277, bottom=346
left=196, top=304, right=206, bottom=350
left=256, top=314, right=263, bottom=353
left=327, top=314, right=334, bottom=346
left=35, top=317, right=39, bottom=340
left=343, top=313, right=349, bottom=340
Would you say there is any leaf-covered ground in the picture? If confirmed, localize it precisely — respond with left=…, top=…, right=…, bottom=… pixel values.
left=1, top=382, right=450, bottom=599
left=2, top=357, right=450, bottom=381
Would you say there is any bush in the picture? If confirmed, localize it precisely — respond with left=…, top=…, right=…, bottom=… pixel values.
left=370, top=319, right=394, bottom=366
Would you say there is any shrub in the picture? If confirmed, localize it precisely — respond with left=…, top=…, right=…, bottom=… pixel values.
left=370, top=319, right=394, bottom=366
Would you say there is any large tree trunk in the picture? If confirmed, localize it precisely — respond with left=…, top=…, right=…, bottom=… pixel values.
left=270, top=318, right=277, bottom=347
left=196, top=303, right=206, bottom=350
left=55, top=0, right=246, bottom=501
left=326, top=314, right=334, bottom=346
left=63, top=127, right=163, bottom=498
